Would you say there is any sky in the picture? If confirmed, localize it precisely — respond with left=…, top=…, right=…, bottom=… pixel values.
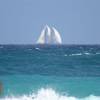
left=0, top=0, right=100, bottom=44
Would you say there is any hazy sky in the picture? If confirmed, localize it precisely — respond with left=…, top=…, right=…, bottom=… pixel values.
left=0, top=0, right=100, bottom=44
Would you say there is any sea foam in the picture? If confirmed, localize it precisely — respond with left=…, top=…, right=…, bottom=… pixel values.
left=69, top=53, right=82, bottom=56
left=1, top=88, right=100, bottom=100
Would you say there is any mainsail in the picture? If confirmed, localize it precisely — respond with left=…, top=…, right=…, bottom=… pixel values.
left=52, top=27, right=62, bottom=44
left=37, top=25, right=62, bottom=44
left=37, top=25, right=51, bottom=44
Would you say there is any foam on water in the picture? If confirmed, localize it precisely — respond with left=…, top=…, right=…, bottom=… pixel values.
left=96, top=52, right=100, bottom=55
left=84, top=52, right=90, bottom=55
left=69, top=53, right=82, bottom=56
left=64, top=54, right=68, bottom=56
left=68, top=52, right=100, bottom=56
left=35, top=48, right=40, bottom=50
left=1, top=88, right=100, bottom=100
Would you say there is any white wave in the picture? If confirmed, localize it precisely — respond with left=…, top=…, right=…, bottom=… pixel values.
left=96, top=53, right=100, bottom=55
left=64, top=54, right=68, bottom=56
left=84, top=53, right=90, bottom=55
left=35, top=48, right=40, bottom=50
left=69, top=53, right=82, bottom=56
left=1, top=88, right=100, bottom=100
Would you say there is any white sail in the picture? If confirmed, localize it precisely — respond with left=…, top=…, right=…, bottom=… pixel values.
left=36, top=27, right=45, bottom=44
left=37, top=25, right=62, bottom=44
left=45, top=25, right=51, bottom=43
left=52, top=27, right=62, bottom=44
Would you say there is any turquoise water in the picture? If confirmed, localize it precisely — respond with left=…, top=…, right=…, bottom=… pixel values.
left=0, top=45, right=100, bottom=100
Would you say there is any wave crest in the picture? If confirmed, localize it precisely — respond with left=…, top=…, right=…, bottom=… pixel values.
left=1, top=88, right=100, bottom=100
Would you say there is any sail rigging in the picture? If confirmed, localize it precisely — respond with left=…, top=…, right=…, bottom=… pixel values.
left=37, top=25, right=62, bottom=44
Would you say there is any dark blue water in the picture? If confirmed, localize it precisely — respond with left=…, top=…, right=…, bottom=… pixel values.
left=0, top=45, right=100, bottom=100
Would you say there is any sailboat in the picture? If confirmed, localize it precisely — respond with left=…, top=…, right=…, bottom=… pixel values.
left=37, top=25, right=62, bottom=44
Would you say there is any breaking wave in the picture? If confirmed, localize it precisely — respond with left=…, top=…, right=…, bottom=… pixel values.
left=1, top=88, right=100, bottom=100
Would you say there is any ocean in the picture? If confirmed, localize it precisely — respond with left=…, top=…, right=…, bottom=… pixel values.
left=0, top=45, right=100, bottom=100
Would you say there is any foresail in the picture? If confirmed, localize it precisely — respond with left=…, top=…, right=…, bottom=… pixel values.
left=52, top=27, right=62, bottom=44
left=37, top=28, right=45, bottom=44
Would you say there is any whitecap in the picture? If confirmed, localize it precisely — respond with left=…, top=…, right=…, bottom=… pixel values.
left=96, top=53, right=100, bottom=55
left=64, top=54, right=68, bottom=56
left=35, top=48, right=40, bottom=50
left=69, top=53, right=82, bottom=56
left=1, top=88, right=100, bottom=100
left=84, top=53, right=90, bottom=55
